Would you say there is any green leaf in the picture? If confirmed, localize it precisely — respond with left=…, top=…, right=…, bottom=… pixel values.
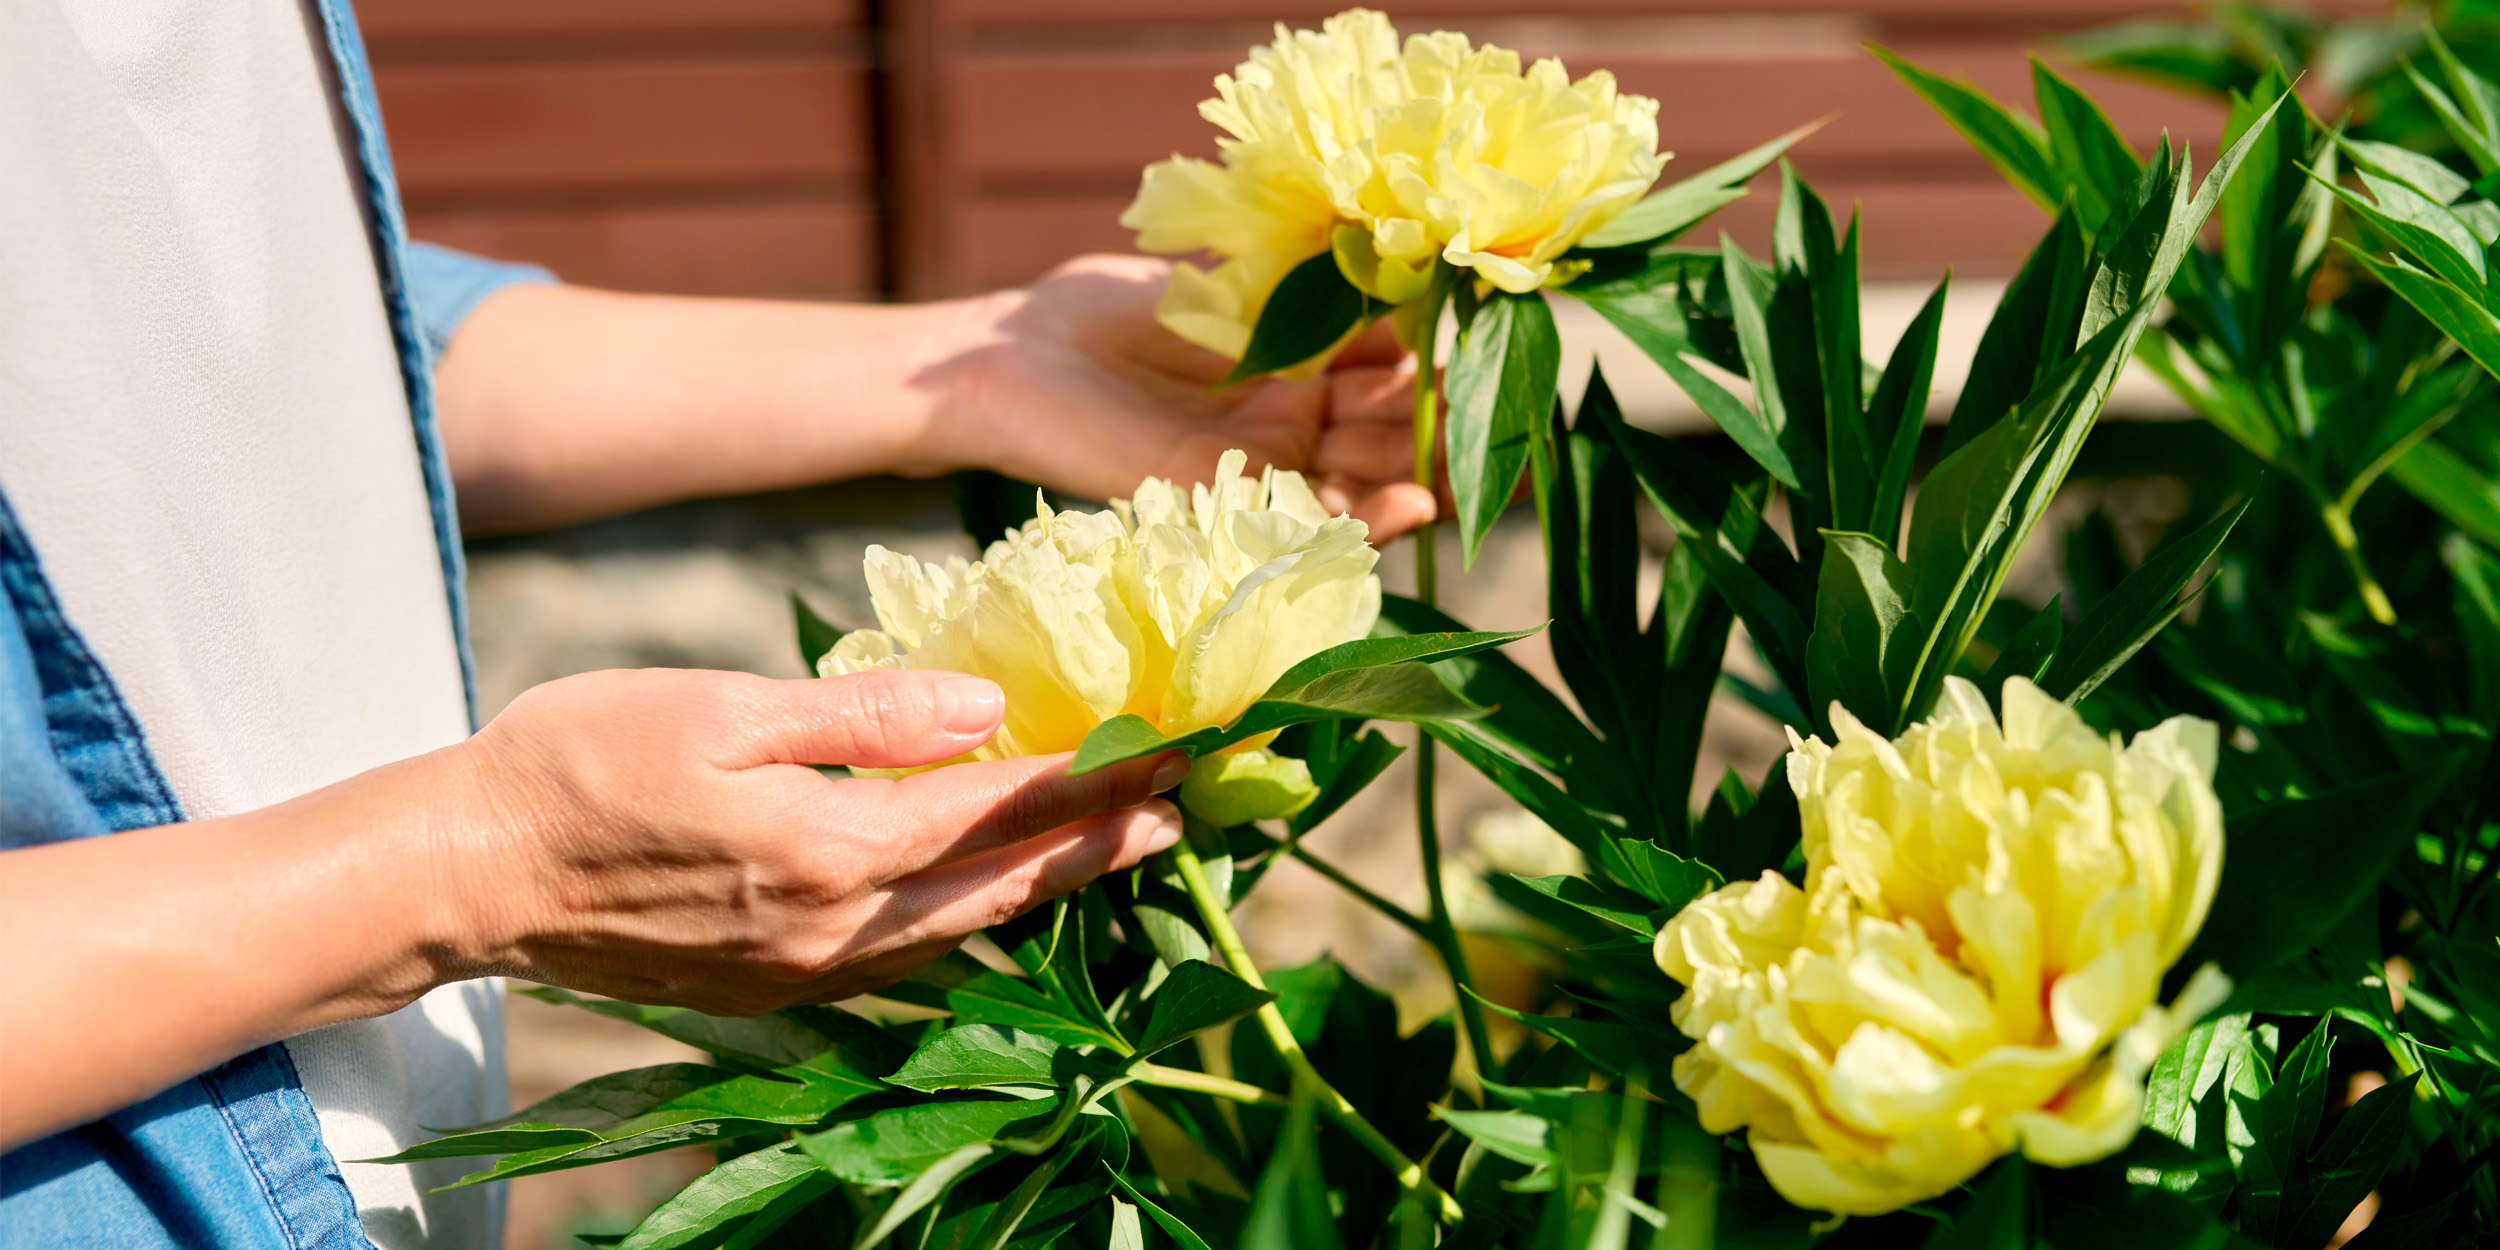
left=1806, top=529, right=1913, bottom=732
left=957, top=1131, right=1091, bottom=1250
left=1579, top=116, right=1829, bottom=248
left=1918, top=1156, right=2027, bottom=1250
left=1423, top=724, right=1616, bottom=871
left=2353, top=247, right=2500, bottom=382
left=849, top=1145, right=998, bottom=1250
left=513, top=988, right=898, bottom=1095
left=373, top=1064, right=745, bottom=1161
left=2035, top=57, right=2144, bottom=233
left=1472, top=994, right=1649, bottom=1079
left=391, top=1065, right=850, bottom=1192
left=1598, top=837, right=1722, bottom=910
left=2281, top=1072, right=2421, bottom=1247
left=1433, top=1108, right=1558, bottom=1170
left=1943, top=207, right=2090, bottom=456
left=2036, top=1160, right=2253, bottom=1250
left=2233, top=1021, right=2335, bottom=1238
left=1863, top=275, right=1949, bottom=545
left=792, top=593, right=845, bottom=672
left=1240, top=1090, right=1346, bottom=1250
left=1504, top=875, right=1658, bottom=937
left=2427, top=28, right=2500, bottom=176
left=800, top=1098, right=1059, bottom=1185
left=2182, top=756, right=2461, bottom=981
left=1374, top=594, right=1598, bottom=778
left=2041, top=497, right=2246, bottom=702
left=1576, top=315, right=1800, bottom=490
left=618, top=1142, right=833, bottom=1250
left=1446, top=292, right=1562, bottom=566
left=887, top=1026, right=1096, bottom=1094
left=947, top=973, right=1129, bottom=1054
left=1107, top=1197, right=1145, bottom=1250
left=1590, top=402, right=1814, bottom=701
left=1221, top=252, right=1379, bottom=386
left=2405, top=58, right=2500, bottom=177
left=1870, top=44, right=2059, bottom=209
left=2335, top=135, right=2473, bottom=205
left=1718, top=236, right=1792, bottom=456
left=1103, top=1167, right=1219, bottom=1250
left=2064, top=21, right=2257, bottom=97
left=1981, top=596, right=2063, bottom=692
left=1131, top=959, right=1275, bottom=1059
left=2326, top=172, right=2489, bottom=293
left=1068, top=628, right=1532, bottom=773
left=2390, top=432, right=2500, bottom=546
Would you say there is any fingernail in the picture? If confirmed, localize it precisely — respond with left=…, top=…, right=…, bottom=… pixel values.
left=1150, top=752, right=1191, bottom=793
left=936, top=676, right=1005, bottom=735
left=1142, top=812, right=1183, bottom=854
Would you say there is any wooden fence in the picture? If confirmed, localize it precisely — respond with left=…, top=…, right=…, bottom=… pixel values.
left=356, top=1, right=2365, bottom=302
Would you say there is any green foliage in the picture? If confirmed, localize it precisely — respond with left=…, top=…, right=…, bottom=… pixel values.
left=1067, top=627, right=1532, bottom=773
left=1220, top=251, right=1383, bottom=386
left=1446, top=292, right=1561, bottom=566
left=790, top=592, right=844, bottom=672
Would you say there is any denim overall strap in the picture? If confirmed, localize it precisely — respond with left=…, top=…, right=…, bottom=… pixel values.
left=0, top=496, right=376, bottom=1250
left=305, top=0, right=478, bottom=726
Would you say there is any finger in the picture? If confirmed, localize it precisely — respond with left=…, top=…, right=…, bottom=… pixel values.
left=1326, top=362, right=1421, bottom=426
left=836, top=749, right=1190, bottom=882
left=840, top=801, right=1183, bottom=958
left=723, top=669, right=1005, bottom=770
left=1348, top=481, right=1439, bottom=543
left=1312, top=422, right=1417, bottom=481
left=1328, top=317, right=1407, bottom=369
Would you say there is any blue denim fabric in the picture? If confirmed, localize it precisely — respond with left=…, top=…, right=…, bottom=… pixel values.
left=0, top=498, right=373, bottom=1250
left=0, top=0, right=553, bottom=1241
left=404, top=241, right=555, bottom=362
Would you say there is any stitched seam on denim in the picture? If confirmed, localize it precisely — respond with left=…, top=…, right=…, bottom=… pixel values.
left=0, top=496, right=185, bottom=832
left=202, top=1058, right=311, bottom=1250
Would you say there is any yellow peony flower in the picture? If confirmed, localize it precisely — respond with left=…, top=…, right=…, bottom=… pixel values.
left=821, top=452, right=1381, bottom=786
left=1120, top=8, right=1666, bottom=360
left=1652, top=677, right=2230, bottom=1216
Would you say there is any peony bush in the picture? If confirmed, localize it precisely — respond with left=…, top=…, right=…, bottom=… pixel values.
left=396, top=9, right=2499, bottom=1248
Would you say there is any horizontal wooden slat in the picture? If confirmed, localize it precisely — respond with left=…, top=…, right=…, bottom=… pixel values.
left=357, top=0, right=862, bottom=39
left=954, top=44, right=2226, bottom=182
left=956, top=178, right=2048, bottom=289
left=410, top=200, right=880, bottom=298
left=379, top=59, right=871, bottom=196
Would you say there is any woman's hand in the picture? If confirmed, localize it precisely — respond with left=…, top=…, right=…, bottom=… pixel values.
left=918, top=254, right=1440, bottom=541
left=438, top=255, right=1437, bottom=539
left=0, top=665, right=1179, bottom=1148
left=443, top=667, right=1184, bottom=1012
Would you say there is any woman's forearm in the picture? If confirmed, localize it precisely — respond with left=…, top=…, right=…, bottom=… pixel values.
left=434, top=284, right=995, bottom=535
left=0, top=750, right=475, bottom=1150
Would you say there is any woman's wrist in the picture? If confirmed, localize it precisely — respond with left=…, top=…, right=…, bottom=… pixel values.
left=855, top=287, right=1024, bottom=483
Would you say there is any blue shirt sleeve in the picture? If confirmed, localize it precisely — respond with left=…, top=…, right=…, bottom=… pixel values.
left=401, top=241, right=556, bottom=362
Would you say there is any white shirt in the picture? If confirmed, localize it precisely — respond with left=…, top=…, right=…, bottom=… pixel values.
left=0, top=0, right=503, bottom=1245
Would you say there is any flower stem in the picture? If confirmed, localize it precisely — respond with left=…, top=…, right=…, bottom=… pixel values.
left=1396, top=290, right=1498, bottom=1081
left=2320, top=501, right=2398, bottom=625
left=1130, top=1062, right=1289, bottom=1107
left=1164, top=836, right=1464, bottom=1224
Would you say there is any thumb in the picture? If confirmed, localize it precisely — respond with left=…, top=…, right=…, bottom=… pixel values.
left=728, top=669, right=1006, bottom=770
